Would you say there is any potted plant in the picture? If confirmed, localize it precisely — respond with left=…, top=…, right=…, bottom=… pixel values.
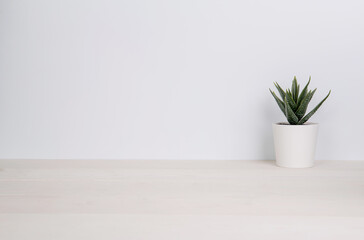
left=269, top=76, right=331, bottom=168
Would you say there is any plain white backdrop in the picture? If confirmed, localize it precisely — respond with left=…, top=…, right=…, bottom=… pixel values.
left=0, top=0, right=363, bottom=160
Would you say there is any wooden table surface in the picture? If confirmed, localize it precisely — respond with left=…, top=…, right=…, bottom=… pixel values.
left=1, top=160, right=363, bottom=239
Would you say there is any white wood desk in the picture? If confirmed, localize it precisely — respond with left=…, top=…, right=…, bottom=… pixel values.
left=0, top=160, right=363, bottom=239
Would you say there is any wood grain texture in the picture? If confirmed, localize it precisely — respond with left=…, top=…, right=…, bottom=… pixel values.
left=1, top=160, right=364, bottom=239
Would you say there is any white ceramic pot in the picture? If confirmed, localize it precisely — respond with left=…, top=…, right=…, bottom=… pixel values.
left=272, top=123, right=318, bottom=168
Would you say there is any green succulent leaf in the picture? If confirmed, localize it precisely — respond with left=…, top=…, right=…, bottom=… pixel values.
left=284, top=96, right=299, bottom=125
left=274, top=82, right=286, bottom=100
left=297, top=76, right=311, bottom=107
left=286, top=89, right=298, bottom=111
left=298, top=90, right=331, bottom=124
left=269, top=89, right=285, bottom=114
left=295, top=89, right=317, bottom=120
left=292, top=76, right=299, bottom=102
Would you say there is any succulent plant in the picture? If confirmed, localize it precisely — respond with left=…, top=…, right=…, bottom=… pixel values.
left=270, top=76, right=331, bottom=125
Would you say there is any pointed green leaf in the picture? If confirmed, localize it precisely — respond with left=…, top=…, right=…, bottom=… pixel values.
left=274, top=82, right=286, bottom=100
left=298, top=90, right=331, bottom=124
left=284, top=96, right=299, bottom=125
left=295, top=89, right=316, bottom=120
left=297, top=76, right=311, bottom=107
left=292, top=76, right=298, bottom=102
left=286, top=89, right=298, bottom=111
left=269, top=89, right=285, bottom=115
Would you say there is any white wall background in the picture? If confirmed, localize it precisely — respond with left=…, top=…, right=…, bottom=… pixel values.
left=0, top=0, right=363, bottom=160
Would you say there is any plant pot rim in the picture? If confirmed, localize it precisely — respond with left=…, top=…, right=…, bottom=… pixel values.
left=273, top=122, right=318, bottom=127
